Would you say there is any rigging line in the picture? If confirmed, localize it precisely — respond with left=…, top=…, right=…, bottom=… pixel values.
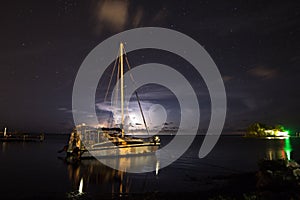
left=104, top=49, right=120, bottom=127
left=109, top=50, right=121, bottom=127
left=122, top=49, right=135, bottom=133
left=135, top=91, right=149, bottom=136
left=123, top=47, right=150, bottom=135
left=123, top=49, right=135, bottom=131
left=123, top=47, right=137, bottom=85
left=104, top=49, right=120, bottom=102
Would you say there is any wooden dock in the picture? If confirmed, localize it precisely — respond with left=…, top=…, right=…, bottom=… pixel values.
left=0, top=134, right=45, bottom=142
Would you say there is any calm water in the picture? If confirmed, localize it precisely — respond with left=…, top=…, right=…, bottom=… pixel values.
left=1, top=135, right=300, bottom=199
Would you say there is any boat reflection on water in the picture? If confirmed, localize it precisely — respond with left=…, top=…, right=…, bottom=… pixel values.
left=265, top=138, right=293, bottom=161
left=65, top=154, right=159, bottom=198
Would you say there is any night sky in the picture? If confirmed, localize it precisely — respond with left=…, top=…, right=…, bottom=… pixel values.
left=1, top=0, right=299, bottom=133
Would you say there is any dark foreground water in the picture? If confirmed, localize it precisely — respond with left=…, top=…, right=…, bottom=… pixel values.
left=1, top=135, right=300, bottom=199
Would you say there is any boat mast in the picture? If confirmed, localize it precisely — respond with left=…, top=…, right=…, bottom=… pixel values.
left=120, top=42, right=125, bottom=138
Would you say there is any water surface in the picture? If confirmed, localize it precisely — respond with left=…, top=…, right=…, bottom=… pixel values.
left=1, top=135, right=300, bottom=199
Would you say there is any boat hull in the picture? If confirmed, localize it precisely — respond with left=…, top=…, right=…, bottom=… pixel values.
left=81, top=143, right=160, bottom=158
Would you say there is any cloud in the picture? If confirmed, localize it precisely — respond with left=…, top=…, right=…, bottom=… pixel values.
left=222, top=75, right=233, bottom=82
left=91, top=1, right=168, bottom=35
left=96, top=102, right=116, bottom=112
left=247, top=66, right=278, bottom=79
left=57, top=107, right=68, bottom=111
left=96, top=100, right=167, bottom=131
left=151, top=8, right=168, bottom=24
left=92, top=0, right=129, bottom=34
left=132, top=6, right=144, bottom=27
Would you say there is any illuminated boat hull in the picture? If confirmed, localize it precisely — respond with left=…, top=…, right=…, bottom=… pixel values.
left=81, top=143, right=160, bottom=158
left=67, top=127, right=160, bottom=159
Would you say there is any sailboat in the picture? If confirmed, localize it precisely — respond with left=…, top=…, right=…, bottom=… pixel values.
left=67, top=43, right=160, bottom=158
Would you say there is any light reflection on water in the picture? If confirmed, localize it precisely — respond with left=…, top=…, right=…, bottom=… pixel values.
left=264, top=138, right=293, bottom=161
left=65, top=155, right=159, bottom=198
left=63, top=136, right=299, bottom=198
left=284, top=137, right=292, bottom=160
left=1, top=135, right=300, bottom=199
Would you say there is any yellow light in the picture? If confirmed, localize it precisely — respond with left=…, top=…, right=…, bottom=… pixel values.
left=79, top=178, right=83, bottom=194
left=276, top=131, right=289, bottom=137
